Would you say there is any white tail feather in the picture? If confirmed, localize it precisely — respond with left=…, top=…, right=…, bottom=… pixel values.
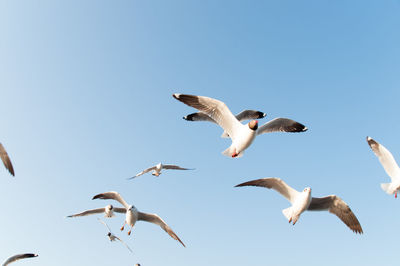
left=381, top=183, right=392, bottom=194
left=282, top=207, right=292, bottom=221
left=220, top=131, right=230, bottom=138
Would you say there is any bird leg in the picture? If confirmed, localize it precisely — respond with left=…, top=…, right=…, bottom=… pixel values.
left=395, top=191, right=397, bottom=198
left=231, top=149, right=239, bottom=158
left=120, top=221, right=126, bottom=231
left=288, top=217, right=292, bottom=223
left=128, top=225, right=133, bottom=236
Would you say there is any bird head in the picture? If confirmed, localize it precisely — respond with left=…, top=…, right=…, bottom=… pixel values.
left=303, top=187, right=311, bottom=194
left=248, top=120, right=258, bottom=130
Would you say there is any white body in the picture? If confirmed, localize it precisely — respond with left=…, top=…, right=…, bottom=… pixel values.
left=104, top=205, right=114, bottom=217
left=282, top=188, right=312, bottom=224
left=126, top=206, right=139, bottom=227
left=223, top=125, right=257, bottom=157
left=152, top=163, right=162, bottom=176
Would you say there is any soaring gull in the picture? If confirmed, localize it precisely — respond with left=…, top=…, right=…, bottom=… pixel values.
left=235, top=178, right=363, bottom=234
left=98, top=218, right=133, bottom=253
left=93, top=191, right=185, bottom=247
left=367, top=136, right=400, bottom=198
left=129, top=162, right=193, bottom=179
left=67, top=204, right=126, bottom=218
left=173, top=94, right=307, bottom=157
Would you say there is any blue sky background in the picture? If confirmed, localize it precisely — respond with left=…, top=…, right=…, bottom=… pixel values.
left=0, top=0, right=400, bottom=265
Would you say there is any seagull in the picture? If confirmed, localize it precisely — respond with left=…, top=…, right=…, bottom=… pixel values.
left=183, top=109, right=266, bottom=138
left=173, top=94, right=307, bottom=158
left=0, top=143, right=14, bottom=176
left=98, top=218, right=133, bottom=253
left=2, top=254, right=38, bottom=266
left=367, top=136, right=400, bottom=198
left=92, top=191, right=185, bottom=247
left=129, top=162, right=194, bottom=179
left=67, top=204, right=126, bottom=218
left=235, top=178, right=363, bottom=234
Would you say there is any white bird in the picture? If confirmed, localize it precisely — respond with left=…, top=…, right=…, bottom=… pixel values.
left=367, top=136, right=400, bottom=198
left=129, top=162, right=194, bottom=179
left=67, top=204, right=126, bottom=218
left=173, top=94, right=307, bottom=158
left=92, top=191, right=185, bottom=247
left=0, top=143, right=14, bottom=176
left=184, top=109, right=267, bottom=138
left=235, top=178, right=363, bottom=234
left=2, top=254, right=38, bottom=266
left=98, top=218, right=133, bottom=253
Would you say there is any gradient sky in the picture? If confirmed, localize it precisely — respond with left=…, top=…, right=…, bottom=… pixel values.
left=1, top=1, right=400, bottom=265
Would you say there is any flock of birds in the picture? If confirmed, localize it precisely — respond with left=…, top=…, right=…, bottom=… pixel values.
left=2, top=93, right=400, bottom=265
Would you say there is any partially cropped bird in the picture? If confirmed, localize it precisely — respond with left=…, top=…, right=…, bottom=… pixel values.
left=235, top=177, right=363, bottom=234
left=173, top=94, right=307, bottom=157
left=93, top=191, right=185, bottom=247
left=98, top=218, right=133, bottom=253
left=2, top=253, right=38, bottom=266
left=0, top=143, right=14, bottom=176
left=367, top=136, right=400, bottom=198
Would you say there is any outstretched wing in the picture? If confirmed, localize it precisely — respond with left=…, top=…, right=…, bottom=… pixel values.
left=129, top=166, right=157, bottom=179
left=0, top=143, right=14, bottom=176
left=235, top=110, right=266, bottom=121
left=97, top=218, right=112, bottom=232
left=92, top=191, right=130, bottom=209
left=173, top=94, right=242, bottom=140
left=67, top=208, right=105, bottom=218
left=183, top=112, right=216, bottom=123
left=115, top=236, right=133, bottom=253
left=3, top=254, right=38, bottom=266
left=257, top=118, right=308, bottom=135
left=367, top=136, right=400, bottom=181
left=308, top=195, right=363, bottom=234
left=138, top=212, right=185, bottom=247
left=235, top=178, right=300, bottom=204
left=162, top=165, right=193, bottom=171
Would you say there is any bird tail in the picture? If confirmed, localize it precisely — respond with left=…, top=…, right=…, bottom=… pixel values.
left=282, top=207, right=293, bottom=221
left=381, top=183, right=392, bottom=194
left=222, top=146, right=244, bottom=158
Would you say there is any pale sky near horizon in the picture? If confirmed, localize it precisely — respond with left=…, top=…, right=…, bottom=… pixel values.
left=1, top=1, right=400, bottom=265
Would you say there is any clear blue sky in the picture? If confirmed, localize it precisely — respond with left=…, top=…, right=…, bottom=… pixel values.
left=1, top=1, right=399, bottom=265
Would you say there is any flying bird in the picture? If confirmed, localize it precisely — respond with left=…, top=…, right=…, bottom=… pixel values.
left=98, top=218, right=133, bottom=253
left=2, top=254, right=38, bottom=266
left=93, top=191, right=185, bottom=247
left=173, top=94, right=307, bottom=158
left=129, top=162, right=193, bottom=179
left=0, top=143, right=14, bottom=176
left=367, top=136, right=400, bottom=198
left=235, top=178, right=363, bottom=234
left=67, top=204, right=126, bottom=218
left=183, top=109, right=266, bottom=138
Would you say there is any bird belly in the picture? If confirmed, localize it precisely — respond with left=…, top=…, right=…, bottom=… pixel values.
left=233, top=129, right=256, bottom=154
left=126, top=210, right=138, bottom=227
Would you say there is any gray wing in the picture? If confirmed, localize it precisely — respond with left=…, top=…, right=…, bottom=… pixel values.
left=367, top=137, right=400, bottom=181
left=308, top=196, right=363, bottom=234
left=0, top=143, right=14, bottom=176
left=183, top=112, right=216, bottom=123
left=173, top=94, right=243, bottom=140
left=138, top=212, right=186, bottom=247
left=257, top=118, right=308, bottom=135
left=162, top=165, right=194, bottom=171
left=114, top=207, right=126, bottom=213
left=129, top=166, right=157, bottom=179
left=3, top=254, right=38, bottom=266
left=114, top=236, right=133, bottom=253
left=235, top=110, right=266, bottom=121
left=92, top=191, right=130, bottom=209
left=235, top=178, right=300, bottom=204
left=67, top=208, right=105, bottom=218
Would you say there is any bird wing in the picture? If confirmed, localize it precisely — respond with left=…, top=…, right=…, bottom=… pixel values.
left=367, top=137, right=400, bottom=181
left=3, top=254, right=38, bottom=266
left=308, top=195, right=363, bottom=234
left=173, top=94, right=243, bottom=140
left=92, top=191, right=130, bottom=209
left=183, top=112, right=216, bottom=123
left=97, top=218, right=112, bottom=232
left=235, top=178, right=300, bottom=204
left=0, top=143, right=14, bottom=176
left=257, top=118, right=308, bottom=135
left=115, top=236, right=133, bottom=253
left=235, top=110, right=266, bottom=121
left=66, top=208, right=105, bottom=218
left=114, top=207, right=127, bottom=213
left=138, top=212, right=185, bottom=247
left=129, top=166, right=157, bottom=179
left=162, top=165, right=193, bottom=171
